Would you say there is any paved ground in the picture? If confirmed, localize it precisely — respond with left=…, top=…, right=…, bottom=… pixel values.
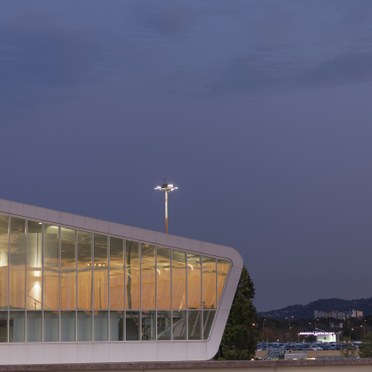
left=0, top=359, right=372, bottom=372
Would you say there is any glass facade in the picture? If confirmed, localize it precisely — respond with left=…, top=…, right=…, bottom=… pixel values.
left=0, top=214, right=231, bottom=343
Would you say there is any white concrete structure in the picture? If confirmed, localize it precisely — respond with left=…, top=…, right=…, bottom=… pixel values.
left=0, top=199, right=243, bottom=364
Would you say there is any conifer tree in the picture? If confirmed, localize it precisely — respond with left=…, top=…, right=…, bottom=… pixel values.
left=216, top=266, right=258, bottom=360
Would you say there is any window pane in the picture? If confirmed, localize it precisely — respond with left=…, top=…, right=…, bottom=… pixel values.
left=188, top=310, right=202, bottom=340
left=77, top=231, right=92, bottom=310
left=217, top=259, right=231, bottom=303
left=125, top=241, right=140, bottom=310
left=141, top=244, right=155, bottom=310
left=9, top=311, right=25, bottom=342
left=157, top=311, right=171, bottom=340
left=0, top=311, right=8, bottom=342
left=44, top=225, right=59, bottom=310
left=172, top=310, right=186, bottom=340
left=44, top=311, right=59, bottom=342
left=61, top=311, right=75, bottom=341
left=27, top=221, right=42, bottom=310
left=110, top=311, right=124, bottom=341
left=126, top=311, right=139, bottom=341
left=27, top=311, right=42, bottom=342
left=109, top=238, right=124, bottom=310
left=60, top=228, right=76, bottom=310
left=202, top=256, right=216, bottom=309
left=187, top=254, right=201, bottom=309
left=171, top=250, right=186, bottom=310
left=141, top=310, right=156, bottom=340
left=93, top=234, right=108, bottom=310
left=94, top=311, right=108, bottom=341
left=203, top=310, right=215, bottom=339
left=0, top=215, right=8, bottom=309
left=10, top=218, right=26, bottom=310
left=77, top=311, right=92, bottom=341
left=156, top=247, right=170, bottom=310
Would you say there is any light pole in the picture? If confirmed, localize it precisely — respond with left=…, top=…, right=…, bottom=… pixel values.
left=285, top=316, right=294, bottom=330
left=155, top=181, right=178, bottom=234
left=360, top=325, right=365, bottom=341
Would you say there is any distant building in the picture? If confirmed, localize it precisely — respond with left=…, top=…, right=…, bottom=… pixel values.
left=298, top=331, right=337, bottom=343
left=351, top=309, right=364, bottom=318
left=314, top=310, right=346, bottom=320
left=314, top=309, right=363, bottom=320
left=0, top=198, right=243, bottom=364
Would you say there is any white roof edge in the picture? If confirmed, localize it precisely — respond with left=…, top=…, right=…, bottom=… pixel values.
left=0, top=198, right=243, bottom=266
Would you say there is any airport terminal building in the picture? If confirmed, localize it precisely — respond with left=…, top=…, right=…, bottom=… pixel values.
left=0, top=199, right=242, bottom=364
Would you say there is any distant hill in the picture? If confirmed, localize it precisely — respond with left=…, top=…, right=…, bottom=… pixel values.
left=259, top=297, right=372, bottom=320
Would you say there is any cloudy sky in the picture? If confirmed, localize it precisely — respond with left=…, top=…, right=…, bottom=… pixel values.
left=2, top=0, right=372, bottom=311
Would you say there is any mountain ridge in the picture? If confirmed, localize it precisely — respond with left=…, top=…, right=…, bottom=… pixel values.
left=259, top=297, right=372, bottom=319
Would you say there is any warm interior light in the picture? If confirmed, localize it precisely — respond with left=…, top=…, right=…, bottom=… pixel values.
left=86, top=262, right=107, bottom=267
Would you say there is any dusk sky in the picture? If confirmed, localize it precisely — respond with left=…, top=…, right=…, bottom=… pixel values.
left=2, top=0, right=372, bottom=311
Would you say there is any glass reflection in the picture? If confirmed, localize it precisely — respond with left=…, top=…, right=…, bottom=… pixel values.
left=217, top=259, right=231, bottom=303
left=44, top=311, right=59, bottom=342
left=188, top=310, right=202, bottom=340
left=110, top=311, right=124, bottom=341
left=93, top=234, right=108, bottom=310
left=203, top=310, right=215, bottom=340
left=157, top=311, right=171, bottom=340
left=61, top=311, right=75, bottom=341
left=77, top=311, right=92, bottom=341
left=9, top=311, right=25, bottom=342
left=187, top=254, right=201, bottom=309
left=44, top=225, right=59, bottom=310
left=109, top=238, right=124, bottom=309
left=94, top=311, right=108, bottom=341
left=10, top=218, right=26, bottom=310
left=27, top=311, right=42, bottom=342
left=60, top=227, right=76, bottom=310
left=202, top=256, right=216, bottom=309
left=126, top=311, right=139, bottom=340
left=77, top=231, right=92, bottom=310
left=126, top=241, right=140, bottom=309
left=156, top=247, right=170, bottom=310
left=141, top=311, right=156, bottom=340
left=0, top=311, right=7, bottom=342
left=171, top=250, right=186, bottom=310
left=172, top=310, right=186, bottom=340
left=0, top=215, right=8, bottom=309
left=27, top=221, right=42, bottom=310
left=141, top=244, right=155, bottom=310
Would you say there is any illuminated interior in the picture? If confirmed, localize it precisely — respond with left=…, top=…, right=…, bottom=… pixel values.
left=0, top=214, right=231, bottom=343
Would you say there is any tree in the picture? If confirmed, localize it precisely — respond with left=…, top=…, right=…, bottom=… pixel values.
left=341, top=337, right=358, bottom=358
left=359, top=334, right=372, bottom=358
left=216, top=266, right=258, bottom=360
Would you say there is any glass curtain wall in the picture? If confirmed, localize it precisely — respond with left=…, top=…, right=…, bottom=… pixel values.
left=0, top=213, right=231, bottom=343
left=0, top=215, right=8, bottom=342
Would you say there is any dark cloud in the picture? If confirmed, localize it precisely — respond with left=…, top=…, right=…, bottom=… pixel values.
left=0, top=23, right=105, bottom=103
left=207, top=47, right=372, bottom=97
left=300, top=49, right=372, bottom=87
left=130, top=0, right=246, bottom=39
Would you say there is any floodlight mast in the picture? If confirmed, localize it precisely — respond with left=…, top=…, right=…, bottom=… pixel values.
left=154, top=181, right=178, bottom=234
